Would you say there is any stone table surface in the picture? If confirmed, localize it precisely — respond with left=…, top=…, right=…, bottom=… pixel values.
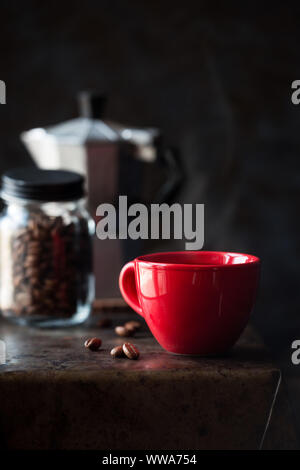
left=0, top=308, right=297, bottom=450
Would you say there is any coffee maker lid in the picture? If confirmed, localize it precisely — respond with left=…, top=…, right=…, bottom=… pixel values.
left=21, top=91, right=161, bottom=150
left=21, top=116, right=120, bottom=146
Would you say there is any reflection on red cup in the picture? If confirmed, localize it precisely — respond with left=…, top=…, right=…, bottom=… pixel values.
left=119, top=251, right=260, bottom=355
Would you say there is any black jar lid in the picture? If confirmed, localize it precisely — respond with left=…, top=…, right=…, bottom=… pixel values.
left=1, top=167, right=85, bottom=202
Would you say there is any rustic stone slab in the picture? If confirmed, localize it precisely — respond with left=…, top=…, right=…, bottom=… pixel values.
left=0, top=312, right=296, bottom=450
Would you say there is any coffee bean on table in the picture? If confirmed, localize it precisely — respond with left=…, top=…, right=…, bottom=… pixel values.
left=124, top=320, right=142, bottom=332
left=110, top=346, right=125, bottom=358
left=84, top=338, right=102, bottom=351
left=115, top=326, right=134, bottom=337
left=123, top=342, right=140, bottom=360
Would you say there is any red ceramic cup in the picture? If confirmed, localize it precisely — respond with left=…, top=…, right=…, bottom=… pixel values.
left=119, top=251, right=260, bottom=355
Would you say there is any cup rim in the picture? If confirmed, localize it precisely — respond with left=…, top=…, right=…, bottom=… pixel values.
left=136, top=251, right=260, bottom=270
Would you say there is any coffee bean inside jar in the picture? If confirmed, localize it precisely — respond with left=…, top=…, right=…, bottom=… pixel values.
left=0, top=168, right=95, bottom=327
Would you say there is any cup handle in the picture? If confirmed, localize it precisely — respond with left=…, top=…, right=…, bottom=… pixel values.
left=119, top=261, right=143, bottom=317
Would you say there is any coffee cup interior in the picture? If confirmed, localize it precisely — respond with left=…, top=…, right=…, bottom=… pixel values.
left=137, top=251, right=259, bottom=267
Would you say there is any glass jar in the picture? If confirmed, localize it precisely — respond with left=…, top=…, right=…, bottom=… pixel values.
left=0, top=168, right=95, bottom=327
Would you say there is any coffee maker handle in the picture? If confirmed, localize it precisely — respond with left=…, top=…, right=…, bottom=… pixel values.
left=119, top=261, right=143, bottom=317
left=156, top=147, right=184, bottom=203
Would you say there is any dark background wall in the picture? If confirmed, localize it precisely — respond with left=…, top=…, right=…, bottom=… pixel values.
left=1, top=0, right=300, bottom=441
